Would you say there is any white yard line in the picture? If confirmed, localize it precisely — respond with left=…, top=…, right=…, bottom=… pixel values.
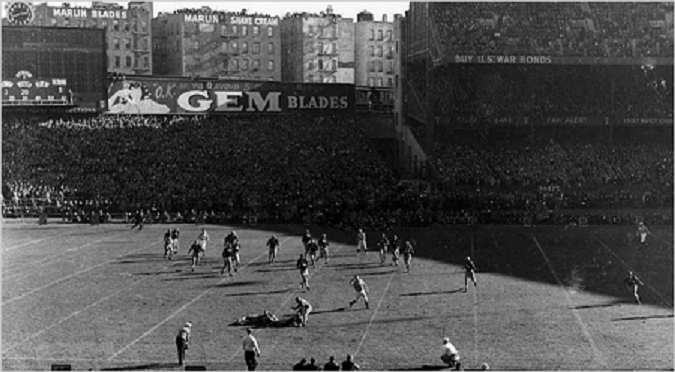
left=226, top=236, right=352, bottom=365
left=3, top=228, right=75, bottom=252
left=3, top=283, right=138, bottom=354
left=591, top=233, right=673, bottom=307
left=353, top=270, right=395, bottom=358
left=3, top=230, right=128, bottom=280
left=532, top=235, right=607, bottom=369
left=106, top=236, right=293, bottom=362
left=2, top=240, right=160, bottom=306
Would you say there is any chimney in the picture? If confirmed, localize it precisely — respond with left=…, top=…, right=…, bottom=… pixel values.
left=383, top=14, right=387, bottom=22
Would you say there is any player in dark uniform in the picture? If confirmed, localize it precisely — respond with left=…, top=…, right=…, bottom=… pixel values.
left=377, top=234, right=390, bottom=265
left=267, top=235, right=280, bottom=264
left=318, top=234, right=330, bottom=264
left=464, top=256, right=477, bottom=292
left=130, top=210, right=144, bottom=230
left=187, top=240, right=204, bottom=272
left=221, top=240, right=234, bottom=276
left=307, top=239, right=319, bottom=268
left=389, top=234, right=401, bottom=267
left=624, top=271, right=645, bottom=304
left=302, top=230, right=312, bottom=255
left=297, top=254, right=310, bottom=291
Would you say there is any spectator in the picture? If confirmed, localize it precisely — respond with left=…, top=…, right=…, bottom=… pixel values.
left=323, top=356, right=340, bottom=371
left=341, top=355, right=360, bottom=371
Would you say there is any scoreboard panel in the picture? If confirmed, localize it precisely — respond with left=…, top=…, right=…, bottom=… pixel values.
left=2, top=77, right=70, bottom=105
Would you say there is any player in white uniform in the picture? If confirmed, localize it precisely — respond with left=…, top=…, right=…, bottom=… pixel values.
left=197, top=228, right=210, bottom=253
left=440, top=338, right=461, bottom=370
left=356, top=229, right=367, bottom=255
left=292, top=297, right=313, bottom=326
left=637, top=222, right=651, bottom=248
left=349, top=275, right=369, bottom=309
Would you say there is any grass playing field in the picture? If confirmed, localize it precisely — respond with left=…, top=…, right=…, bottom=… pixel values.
left=2, top=222, right=673, bottom=371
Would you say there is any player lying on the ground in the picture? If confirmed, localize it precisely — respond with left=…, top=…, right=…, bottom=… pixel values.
left=230, top=310, right=303, bottom=328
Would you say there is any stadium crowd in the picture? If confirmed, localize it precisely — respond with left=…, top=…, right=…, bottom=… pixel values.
left=430, top=2, right=673, bottom=57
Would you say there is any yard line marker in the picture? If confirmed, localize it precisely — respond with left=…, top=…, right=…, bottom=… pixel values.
left=3, top=230, right=128, bottom=279
left=532, top=235, right=607, bottom=369
left=3, top=282, right=138, bottom=354
left=226, top=236, right=353, bottom=365
left=591, top=233, right=672, bottom=307
left=353, top=270, right=395, bottom=358
left=3, top=227, right=76, bottom=252
left=650, top=233, right=674, bottom=248
left=2, top=240, right=160, bottom=306
left=105, top=236, right=292, bottom=362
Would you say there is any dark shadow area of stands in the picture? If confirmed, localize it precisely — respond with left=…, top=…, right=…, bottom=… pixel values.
left=612, top=314, right=674, bottom=322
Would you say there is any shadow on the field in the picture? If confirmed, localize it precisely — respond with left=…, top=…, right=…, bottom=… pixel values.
left=161, top=272, right=221, bottom=281
left=102, top=362, right=177, bottom=370
left=389, top=366, right=452, bottom=371
left=572, top=300, right=624, bottom=310
left=213, top=280, right=265, bottom=288
left=226, top=288, right=291, bottom=297
left=256, top=267, right=298, bottom=273
left=612, top=314, right=674, bottom=321
left=401, top=289, right=464, bottom=297
left=360, top=270, right=397, bottom=277
left=333, top=262, right=384, bottom=270
left=313, top=307, right=347, bottom=315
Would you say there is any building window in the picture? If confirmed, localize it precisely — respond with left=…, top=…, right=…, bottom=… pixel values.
left=318, top=59, right=324, bottom=70
left=221, top=25, right=228, bottom=36
left=268, top=60, right=274, bottom=71
left=126, top=56, right=132, bottom=67
left=308, top=25, right=314, bottom=36
left=242, top=42, right=248, bottom=54
left=395, top=40, right=399, bottom=53
left=232, top=59, right=239, bottom=70
left=115, top=56, right=121, bottom=68
left=308, top=42, right=314, bottom=53
left=378, top=30, right=383, bottom=40
left=388, top=77, right=393, bottom=87
left=242, top=25, right=248, bottom=36
left=253, top=26, right=259, bottom=36
left=378, top=61, right=383, bottom=72
left=267, top=26, right=273, bottom=37
left=231, top=41, right=238, bottom=52
left=126, top=39, right=131, bottom=50
left=377, top=46, right=383, bottom=57
left=268, top=42, right=274, bottom=54
left=388, top=61, right=394, bottom=72
left=242, top=59, right=249, bottom=70
left=144, top=57, right=149, bottom=68
left=124, top=20, right=130, bottom=31
left=113, top=20, right=119, bottom=31
left=369, top=77, right=374, bottom=86
left=102, top=20, right=107, bottom=28
left=64, top=18, right=70, bottom=27
left=253, top=59, right=260, bottom=70
left=369, top=29, right=374, bottom=40
left=387, top=30, right=392, bottom=41
left=308, top=74, right=314, bottom=83
left=114, top=38, right=120, bottom=49
left=378, top=78, right=383, bottom=87
left=308, top=60, right=314, bottom=70
left=369, top=45, right=374, bottom=57
left=222, top=42, right=228, bottom=51
left=395, top=74, right=399, bottom=87
left=332, top=59, right=337, bottom=71
left=253, top=42, right=260, bottom=54
left=232, top=25, right=238, bottom=35
left=369, top=62, right=375, bottom=72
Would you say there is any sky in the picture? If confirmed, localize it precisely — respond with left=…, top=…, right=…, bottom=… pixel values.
left=3, top=2, right=410, bottom=21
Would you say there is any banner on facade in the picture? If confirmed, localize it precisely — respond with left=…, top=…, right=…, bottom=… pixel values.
left=106, top=78, right=355, bottom=115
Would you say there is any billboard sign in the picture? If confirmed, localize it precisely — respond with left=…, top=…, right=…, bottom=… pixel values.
left=106, top=78, right=355, bottom=115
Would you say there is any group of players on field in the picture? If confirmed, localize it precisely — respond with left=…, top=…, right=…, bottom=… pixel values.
left=157, top=223, right=649, bottom=311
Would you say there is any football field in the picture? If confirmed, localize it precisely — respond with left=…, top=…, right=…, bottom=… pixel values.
left=2, top=222, right=673, bottom=370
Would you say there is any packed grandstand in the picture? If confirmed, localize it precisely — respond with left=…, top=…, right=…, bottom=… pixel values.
left=2, top=1, right=673, bottom=230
